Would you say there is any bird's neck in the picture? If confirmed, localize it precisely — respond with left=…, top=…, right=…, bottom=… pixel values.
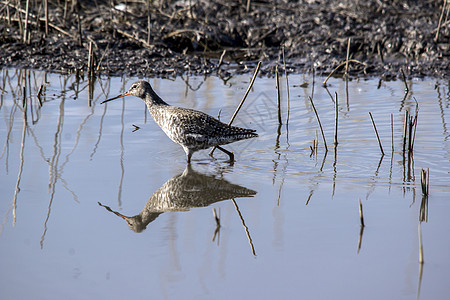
left=145, top=88, right=169, bottom=107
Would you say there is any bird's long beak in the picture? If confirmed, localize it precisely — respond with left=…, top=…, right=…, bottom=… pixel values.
left=101, top=92, right=131, bottom=104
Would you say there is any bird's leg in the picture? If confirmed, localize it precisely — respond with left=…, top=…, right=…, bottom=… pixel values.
left=184, top=147, right=194, bottom=164
left=216, top=146, right=234, bottom=163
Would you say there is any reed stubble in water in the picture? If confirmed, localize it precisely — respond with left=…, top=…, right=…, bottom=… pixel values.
left=334, top=92, right=338, bottom=146
left=308, top=96, right=328, bottom=152
left=276, top=65, right=282, bottom=125
left=369, top=112, right=384, bottom=155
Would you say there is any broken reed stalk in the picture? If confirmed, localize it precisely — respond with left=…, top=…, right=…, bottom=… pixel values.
left=401, top=68, right=409, bottom=93
left=209, top=61, right=261, bottom=156
left=402, top=103, right=419, bottom=153
left=308, top=96, right=328, bottom=152
left=282, top=47, right=290, bottom=125
left=276, top=65, right=282, bottom=125
left=334, top=92, right=338, bottom=146
left=359, top=199, right=365, bottom=227
left=421, top=168, right=429, bottom=196
left=369, top=112, right=384, bottom=155
left=418, top=223, right=424, bottom=264
left=322, top=59, right=366, bottom=86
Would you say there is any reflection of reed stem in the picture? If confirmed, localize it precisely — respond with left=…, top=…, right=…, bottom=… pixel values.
left=231, top=199, right=256, bottom=256
left=41, top=97, right=65, bottom=249
left=418, top=223, right=424, bottom=264
left=212, top=208, right=221, bottom=243
left=391, top=113, right=394, bottom=152
left=357, top=226, right=364, bottom=254
left=358, top=199, right=365, bottom=227
left=13, top=112, right=27, bottom=225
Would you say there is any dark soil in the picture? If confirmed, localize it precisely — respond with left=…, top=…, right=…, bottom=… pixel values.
left=1, top=0, right=449, bottom=79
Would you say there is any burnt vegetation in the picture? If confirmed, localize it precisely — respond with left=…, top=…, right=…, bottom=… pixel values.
left=0, top=0, right=448, bottom=78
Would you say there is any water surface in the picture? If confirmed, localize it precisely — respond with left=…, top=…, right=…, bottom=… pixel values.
left=1, top=70, right=449, bottom=299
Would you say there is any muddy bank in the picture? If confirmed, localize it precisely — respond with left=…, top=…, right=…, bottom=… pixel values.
left=0, top=0, right=448, bottom=79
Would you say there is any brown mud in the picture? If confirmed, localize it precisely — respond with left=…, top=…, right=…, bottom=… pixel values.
left=0, top=0, right=449, bottom=79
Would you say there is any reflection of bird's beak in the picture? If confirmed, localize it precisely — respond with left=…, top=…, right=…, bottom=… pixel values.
left=98, top=202, right=129, bottom=220
left=101, top=92, right=130, bottom=104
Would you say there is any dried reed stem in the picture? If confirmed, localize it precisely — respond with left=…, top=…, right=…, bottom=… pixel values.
left=421, top=168, right=429, bottom=196
left=23, top=0, right=30, bottom=43
left=88, top=41, right=94, bottom=77
left=401, top=68, right=409, bottom=93
left=369, top=112, right=384, bottom=155
left=228, top=61, right=261, bottom=125
left=402, top=110, right=409, bottom=153
left=345, top=37, right=351, bottom=76
left=308, top=96, right=328, bottom=152
left=217, top=49, right=226, bottom=70
left=37, top=84, right=43, bottom=106
left=276, top=65, right=282, bottom=125
left=334, top=92, right=338, bottom=146
left=44, top=0, right=49, bottom=35
left=282, top=47, right=290, bottom=125
left=323, top=59, right=366, bottom=86
left=209, top=61, right=261, bottom=156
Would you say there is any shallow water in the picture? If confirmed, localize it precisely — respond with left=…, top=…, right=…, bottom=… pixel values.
left=1, top=69, right=449, bottom=299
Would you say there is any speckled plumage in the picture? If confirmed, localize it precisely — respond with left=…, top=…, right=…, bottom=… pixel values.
left=103, top=80, right=258, bottom=163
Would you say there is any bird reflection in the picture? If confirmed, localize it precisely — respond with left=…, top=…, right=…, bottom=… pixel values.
left=99, top=165, right=257, bottom=233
